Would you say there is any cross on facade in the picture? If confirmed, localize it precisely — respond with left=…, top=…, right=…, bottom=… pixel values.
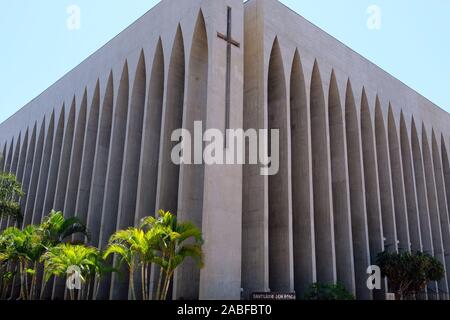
left=217, top=6, right=240, bottom=146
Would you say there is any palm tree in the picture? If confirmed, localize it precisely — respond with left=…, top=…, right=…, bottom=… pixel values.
left=39, top=210, right=89, bottom=246
left=41, top=243, right=102, bottom=300
left=103, top=228, right=158, bottom=300
left=0, top=226, right=44, bottom=300
left=141, top=210, right=204, bottom=300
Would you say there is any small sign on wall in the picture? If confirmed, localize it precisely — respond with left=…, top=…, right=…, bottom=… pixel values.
left=251, top=292, right=296, bottom=300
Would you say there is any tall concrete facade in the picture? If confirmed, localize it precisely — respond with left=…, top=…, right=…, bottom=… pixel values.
left=1, top=0, right=450, bottom=300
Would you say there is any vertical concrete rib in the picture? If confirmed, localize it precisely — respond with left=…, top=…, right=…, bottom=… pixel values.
left=97, top=62, right=129, bottom=300
left=263, top=38, right=293, bottom=292
left=112, top=52, right=147, bottom=300
left=10, top=134, right=21, bottom=174
left=64, top=91, right=88, bottom=218
left=431, top=131, right=450, bottom=297
left=135, top=39, right=165, bottom=224
left=310, top=60, right=336, bottom=284
left=74, top=82, right=100, bottom=239
left=290, top=50, right=316, bottom=297
left=153, top=26, right=185, bottom=298
left=31, top=112, right=55, bottom=224
left=4, top=138, right=14, bottom=173
left=19, top=123, right=37, bottom=223
left=400, top=112, right=422, bottom=252
left=422, top=124, right=449, bottom=297
left=328, top=70, right=355, bottom=294
left=374, top=101, right=398, bottom=252
left=42, top=107, right=65, bottom=217
left=23, top=118, right=46, bottom=227
left=387, top=106, right=411, bottom=252
left=411, top=119, right=437, bottom=297
left=53, top=99, right=76, bottom=212
left=87, top=73, right=113, bottom=248
left=360, top=91, right=384, bottom=260
left=345, top=81, right=371, bottom=299
left=175, top=12, right=208, bottom=300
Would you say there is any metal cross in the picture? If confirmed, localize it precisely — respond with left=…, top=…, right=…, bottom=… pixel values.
left=217, top=7, right=240, bottom=146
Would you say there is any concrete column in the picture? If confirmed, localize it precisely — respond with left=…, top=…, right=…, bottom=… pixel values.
left=151, top=26, right=185, bottom=299
left=345, top=81, right=371, bottom=299
left=22, top=118, right=46, bottom=227
left=135, top=39, right=165, bottom=225
left=3, top=134, right=21, bottom=228
left=310, top=60, right=336, bottom=284
left=19, top=124, right=37, bottom=222
left=112, top=53, right=147, bottom=300
left=242, top=0, right=269, bottom=298
left=4, top=137, right=14, bottom=173
left=411, top=119, right=438, bottom=298
left=53, top=100, right=76, bottom=212
left=422, top=124, right=449, bottom=298
left=175, top=12, right=208, bottom=300
left=387, top=107, right=411, bottom=252
left=42, top=107, right=65, bottom=219
left=360, top=91, right=384, bottom=259
left=290, top=50, right=316, bottom=297
left=64, top=91, right=88, bottom=218
left=74, top=82, right=100, bottom=242
left=400, top=113, right=422, bottom=252
left=87, top=74, right=113, bottom=248
left=374, top=102, right=398, bottom=252
left=97, top=62, right=129, bottom=300
left=265, top=38, right=294, bottom=292
left=328, top=71, right=355, bottom=295
left=431, top=131, right=450, bottom=298
left=31, top=112, right=55, bottom=224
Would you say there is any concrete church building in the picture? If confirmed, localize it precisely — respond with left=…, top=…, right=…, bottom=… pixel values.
left=1, top=0, right=450, bottom=300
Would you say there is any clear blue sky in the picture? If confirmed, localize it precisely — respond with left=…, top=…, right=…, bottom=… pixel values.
left=1, top=0, right=449, bottom=123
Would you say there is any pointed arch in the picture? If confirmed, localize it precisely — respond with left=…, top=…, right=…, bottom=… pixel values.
left=75, top=81, right=101, bottom=242
left=411, top=118, right=434, bottom=254
left=32, top=111, right=55, bottom=224
left=5, top=137, right=14, bottom=173
left=20, top=123, right=37, bottom=217
left=422, top=124, right=449, bottom=297
left=400, top=112, right=422, bottom=251
left=43, top=106, right=66, bottom=217
left=54, top=99, right=76, bottom=211
left=87, top=72, right=114, bottom=248
left=290, top=49, right=315, bottom=296
left=176, top=12, right=211, bottom=300
left=112, top=51, right=147, bottom=300
left=360, top=90, right=384, bottom=263
left=16, top=129, right=29, bottom=184
left=388, top=106, right=410, bottom=251
left=374, top=100, right=398, bottom=252
left=135, top=39, right=165, bottom=224
left=10, top=133, right=21, bottom=174
left=253, top=38, right=293, bottom=294
left=97, top=61, right=129, bottom=300
left=328, top=70, right=354, bottom=294
left=23, top=117, right=46, bottom=227
left=153, top=25, right=185, bottom=300
left=345, top=81, right=371, bottom=299
left=156, top=25, right=185, bottom=217
left=431, top=130, right=450, bottom=293
left=310, top=59, right=336, bottom=284
left=64, top=90, right=88, bottom=218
